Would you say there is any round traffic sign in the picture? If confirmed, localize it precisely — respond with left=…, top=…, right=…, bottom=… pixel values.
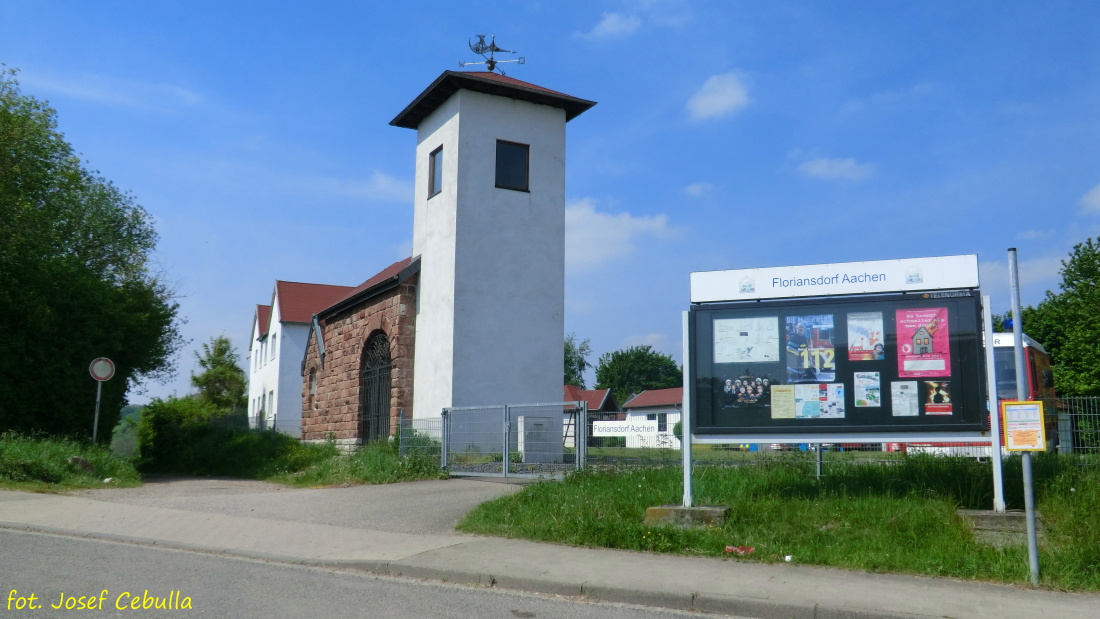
left=89, top=357, right=115, bottom=382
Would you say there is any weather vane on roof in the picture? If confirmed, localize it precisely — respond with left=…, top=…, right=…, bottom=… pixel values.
left=459, top=35, right=525, bottom=75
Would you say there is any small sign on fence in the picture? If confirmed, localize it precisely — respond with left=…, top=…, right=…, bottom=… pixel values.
left=592, top=420, right=659, bottom=436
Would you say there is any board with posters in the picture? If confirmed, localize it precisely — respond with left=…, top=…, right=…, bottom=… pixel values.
left=689, top=291, right=986, bottom=435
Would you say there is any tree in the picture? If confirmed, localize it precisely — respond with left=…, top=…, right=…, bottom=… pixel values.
left=191, top=336, right=247, bottom=414
left=564, top=333, right=592, bottom=388
left=1018, top=238, right=1100, bottom=396
left=595, top=345, right=681, bottom=406
left=0, top=67, right=182, bottom=440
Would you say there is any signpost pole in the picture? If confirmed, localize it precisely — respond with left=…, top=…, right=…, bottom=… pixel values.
left=92, top=380, right=103, bottom=442
left=1009, top=248, right=1040, bottom=585
left=982, top=296, right=1006, bottom=512
left=88, top=357, right=115, bottom=444
left=682, top=311, right=693, bottom=508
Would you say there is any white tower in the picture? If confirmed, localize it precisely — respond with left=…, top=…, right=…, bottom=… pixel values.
left=391, top=71, right=595, bottom=418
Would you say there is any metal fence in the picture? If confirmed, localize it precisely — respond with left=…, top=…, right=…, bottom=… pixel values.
left=582, top=396, right=1100, bottom=471
left=399, top=397, right=1100, bottom=476
left=1053, top=396, right=1100, bottom=457
left=399, top=402, right=586, bottom=478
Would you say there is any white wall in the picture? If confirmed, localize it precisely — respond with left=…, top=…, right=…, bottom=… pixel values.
left=246, top=294, right=309, bottom=437
left=412, top=89, right=566, bottom=424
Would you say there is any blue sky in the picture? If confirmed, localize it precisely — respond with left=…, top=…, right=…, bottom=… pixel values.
left=3, top=1, right=1098, bottom=401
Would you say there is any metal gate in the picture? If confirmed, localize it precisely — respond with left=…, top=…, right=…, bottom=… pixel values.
left=359, top=331, right=391, bottom=442
left=435, top=402, right=586, bottom=479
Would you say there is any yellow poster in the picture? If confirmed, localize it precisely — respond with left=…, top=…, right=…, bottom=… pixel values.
left=1001, top=401, right=1046, bottom=451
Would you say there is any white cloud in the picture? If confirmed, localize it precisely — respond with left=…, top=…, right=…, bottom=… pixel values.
left=565, top=198, right=680, bottom=273
left=622, top=332, right=669, bottom=350
left=580, top=12, right=642, bottom=39
left=686, top=73, right=749, bottom=121
left=21, top=71, right=203, bottom=112
left=797, top=157, right=876, bottom=181
left=683, top=182, right=713, bottom=197
left=1079, top=182, right=1100, bottom=214
left=978, top=254, right=1064, bottom=312
left=304, top=171, right=412, bottom=203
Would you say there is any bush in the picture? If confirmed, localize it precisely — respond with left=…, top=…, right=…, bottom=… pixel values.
left=0, top=431, right=141, bottom=487
left=135, top=395, right=335, bottom=477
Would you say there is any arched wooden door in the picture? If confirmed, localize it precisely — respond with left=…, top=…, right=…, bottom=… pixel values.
left=359, top=332, right=392, bottom=442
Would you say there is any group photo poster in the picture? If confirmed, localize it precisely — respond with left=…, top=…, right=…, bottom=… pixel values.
left=785, top=314, right=836, bottom=383
left=895, top=307, right=951, bottom=378
left=847, top=311, right=885, bottom=361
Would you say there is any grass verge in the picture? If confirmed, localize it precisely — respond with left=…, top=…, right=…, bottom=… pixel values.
left=0, top=432, right=142, bottom=492
left=457, top=455, right=1100, bottom=591
left=267, top=439, right=447, bottom=487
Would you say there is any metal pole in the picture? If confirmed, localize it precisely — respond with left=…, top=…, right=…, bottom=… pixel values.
left=1009, top=247, right=1040, bottom=586
left=982, top=295, right=1006, bottom=511
left=502, top=405, right=510, bottom=479
left=441, top=409, right=450, bottom=472
left=92, top=381, right=103, bottom=442
left=577, top=401, right=587, bottom=471
left=815, top=444, right=823, bottom=479
left=682, top=311, right=694, bottom=508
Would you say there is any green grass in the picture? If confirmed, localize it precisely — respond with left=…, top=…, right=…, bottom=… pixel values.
left=0, top=432, right=142, bottom=492
left=268, top=439, right=447, bottom=487
left=458, top=455, right=1100, bottom=591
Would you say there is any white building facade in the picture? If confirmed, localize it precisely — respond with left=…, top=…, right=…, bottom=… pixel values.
left=248, top=281, right=351, bottom=436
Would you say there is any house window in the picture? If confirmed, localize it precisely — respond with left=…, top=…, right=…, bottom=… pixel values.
left=495, top=140, right=529, bottom=191
left=647, top=413, right=668, bottom=432
left=428, top=146, right=443, bottom=198
left=270, top=334, right=277, bottom=361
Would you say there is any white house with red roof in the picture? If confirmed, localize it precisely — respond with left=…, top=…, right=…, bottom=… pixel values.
left=562, top=385, right=619, bottom=448
left=620, top=387, right=683, bottom=449
left=248, top=280, right=353, bottom=436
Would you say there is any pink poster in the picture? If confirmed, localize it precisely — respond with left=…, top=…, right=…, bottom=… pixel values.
left=895, top=308, right=951, bottom=378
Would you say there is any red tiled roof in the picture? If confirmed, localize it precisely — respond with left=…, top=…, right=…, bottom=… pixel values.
left=274, top=281, right=356, bottom=324
left=255, top=304, right=271, bottom=337
left=623, top=387, right=683, bottom=410
left=391, top=70, right=596, bottom=129
left=563, top=385, right=615, bottom=412
left=319, top=257, right=419, bottom=318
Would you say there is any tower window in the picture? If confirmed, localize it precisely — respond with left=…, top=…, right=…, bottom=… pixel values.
left=495, top=140, right=529, bottom=192
left=428, top=146, right=443, bottom=198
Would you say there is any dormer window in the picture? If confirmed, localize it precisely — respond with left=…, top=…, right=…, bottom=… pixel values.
left=495, top=140, right=529, bottom=192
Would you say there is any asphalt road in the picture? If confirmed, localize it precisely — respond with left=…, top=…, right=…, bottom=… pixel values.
left=72, top=475, right=527, bottom=535
left=0, top=530, right=736, bottom=618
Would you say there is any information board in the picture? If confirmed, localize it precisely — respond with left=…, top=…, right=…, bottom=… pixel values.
left=689, top=291, right=987, bottom=435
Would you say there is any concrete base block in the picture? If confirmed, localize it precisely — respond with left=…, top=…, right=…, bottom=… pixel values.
left=957, top=509, right=1044, bottom=547
left=644, top=505, right=729, bottom=527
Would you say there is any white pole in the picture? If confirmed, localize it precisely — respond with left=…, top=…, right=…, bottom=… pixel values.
left=982, top=295, right=1006, bottom=512
left=682, top=310, right=693, bottom=508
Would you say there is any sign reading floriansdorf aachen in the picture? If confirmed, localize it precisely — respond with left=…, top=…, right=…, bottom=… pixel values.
left=690, top=255, right=980, bottom=303
left=687, top=254, right=988, bottom=439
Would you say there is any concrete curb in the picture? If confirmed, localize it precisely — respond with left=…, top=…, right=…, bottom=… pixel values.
left=0, top=522, right=924, bottom=619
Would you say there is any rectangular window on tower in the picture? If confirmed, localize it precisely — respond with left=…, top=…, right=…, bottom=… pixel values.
left=428, top=146, right=443, bottom=198
left=495, top=140, right=529, bottom=192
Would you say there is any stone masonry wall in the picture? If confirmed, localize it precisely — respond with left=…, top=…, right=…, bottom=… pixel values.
left=301, top=277, right=417, bottom=442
